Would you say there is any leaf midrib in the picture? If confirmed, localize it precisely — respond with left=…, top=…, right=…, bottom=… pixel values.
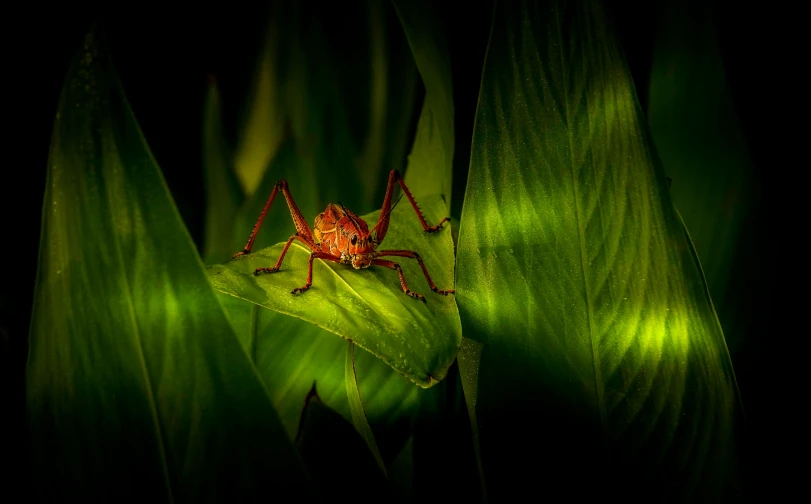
left=553, top=3, right=607, bottom=430
left=105, top=177, right=174, bottom=501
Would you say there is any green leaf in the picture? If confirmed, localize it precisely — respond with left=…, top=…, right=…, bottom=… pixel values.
left=392, top=0, right=455, bottom=207
left=199, top=8, right=427, bottom=468
left=456, top=337, right=486, bottom=499
left=26, top=29, right=313, bottom=501
left=647, top=0, right=754, bottom=352
left=216, top=292, right=420, bottom=465
left=232, top=3, right=286, bottom=197
left=206, top=193, right=461, bottom=388
left=456, top=1, right=741, bottom=500
left=294, top=382, right=391, bottom=502
left=354, top=0, right=391, bottom=203
left=346, top=343, right=387, bottom=475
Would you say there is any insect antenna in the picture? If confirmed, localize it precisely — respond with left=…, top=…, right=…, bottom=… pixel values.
left=369, top=194, right=405, bottom=237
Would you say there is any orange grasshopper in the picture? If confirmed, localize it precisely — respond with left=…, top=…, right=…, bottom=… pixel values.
left=232, top=169, right=455, bottom=303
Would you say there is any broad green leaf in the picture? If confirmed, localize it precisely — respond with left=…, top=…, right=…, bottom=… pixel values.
left=232, top=3, right=285, bottom=196
left=294, top=383, right=391, bottom=502
left=199, top=10, right=426, bottom=466
left=206, top=193, right=461, bottom=387
left=456, top=1, right=741, bottom=501
left=202, top=77, right=244, bottom=264
left=392, top=0, right=455, bottom=207
left=647, top=0, right=754, bottom=352
left=217, top=292, right=421, bottom=465
left=26, top=29, right=312, bottom=501
left=346, top=343, right=387, bottom=475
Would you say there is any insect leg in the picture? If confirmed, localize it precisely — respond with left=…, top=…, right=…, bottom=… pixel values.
left=291, top=252, right=342, bottom=295
left=372, top=258, right=426, bottom=303
left=234, top=180, right=316, bottom=258
left=372, top=170, right=450, bottom=244
left=375, top=250, right=454, bottom=295
left=254, top=234, right=316, bottom=275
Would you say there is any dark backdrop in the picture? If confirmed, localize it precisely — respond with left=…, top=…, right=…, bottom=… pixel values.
left=3, top=0, right=780, bottom=498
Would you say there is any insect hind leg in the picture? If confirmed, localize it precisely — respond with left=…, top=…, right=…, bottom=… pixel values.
left=375, top=250, right=454, bottom=295
left=234, top=180, right=316, bottom=258
left=372, top=169, right=450, bottom=244
left=373, top=258, right=426, bottom=303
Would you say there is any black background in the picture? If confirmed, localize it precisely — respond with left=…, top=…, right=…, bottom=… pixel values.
left=3, top=0, right=783, bottom=499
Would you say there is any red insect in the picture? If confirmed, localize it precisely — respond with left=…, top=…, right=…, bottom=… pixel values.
left=233, top=169, right=455, bottom=303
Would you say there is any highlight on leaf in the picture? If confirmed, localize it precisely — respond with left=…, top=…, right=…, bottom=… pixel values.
left=27, top=27, right=312, bottom=502
left=454, top=0, right=743, bottom=500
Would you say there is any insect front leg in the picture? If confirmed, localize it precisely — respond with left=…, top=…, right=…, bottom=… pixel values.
left=375, top=250, right=454, bottom=295
left=292, top=252, right=342, bottom=295
left=233, top=180, right=316, bottom=258
left=372, top=259, right=426, bottom=303
left=373, top=169, right=450, bottom=244
left=254, top=233, right=316, bottom=276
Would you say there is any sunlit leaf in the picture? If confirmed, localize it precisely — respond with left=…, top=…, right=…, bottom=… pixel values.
left=456, top=0, right=742, bottom=500
left=647, top=0, right=754, bottom=352
left=202, top=26, right=425, bottom=463
left=26, top=29, right=312, bottom=501
left=206, top=193, right=461, bottom=388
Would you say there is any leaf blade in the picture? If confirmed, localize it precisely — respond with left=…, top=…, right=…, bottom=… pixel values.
left=207, top=192, right=461, bottom=388
left=294, top=382, right=391, bottom=502
left=26, top=28, right=313, bottom=501
left=346, top=343, right=387, bottom=476
left=647, top=0, right=754, bottom=354
left=392, top=0, right=455, bottom=207
left=455, top=1, right=741, bottom=500
left=202, top=77, right=244, bottom=264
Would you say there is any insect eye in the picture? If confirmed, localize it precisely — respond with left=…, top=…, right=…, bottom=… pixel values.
left=351, top=236, right=357, bottom=245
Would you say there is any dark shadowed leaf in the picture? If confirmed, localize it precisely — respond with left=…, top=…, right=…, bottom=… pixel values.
left=455, top=1, right=742, bottom=501
left=647, top=0, right=754, bottom=353
left=216, top=292, right=421, bottom=466
left=207, top=193, right=461, bottom=388
left=346, top=343, right=387, bottom=475
left=392, top=0, right=455, bottom=208
left=202, top=77, right=244, bottom=264
left=26, top=29, right=313, bottom=502
left=410, top=363, right=483, bottom=503
left=294, top=382, right=391, bottom=502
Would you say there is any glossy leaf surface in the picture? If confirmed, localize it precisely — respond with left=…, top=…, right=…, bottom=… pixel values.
left=207, top=194, right=461, bottom=388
